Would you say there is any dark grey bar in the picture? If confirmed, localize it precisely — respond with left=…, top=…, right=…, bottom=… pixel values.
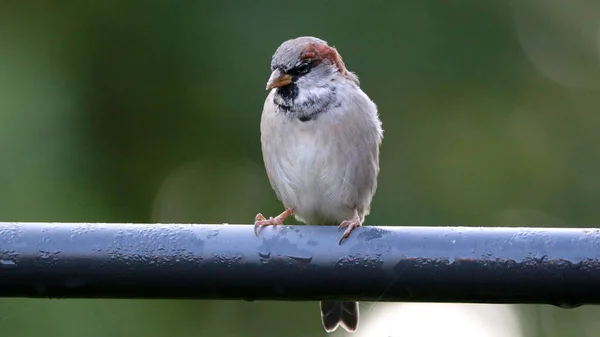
left=0, top=222, right=597, bottom=307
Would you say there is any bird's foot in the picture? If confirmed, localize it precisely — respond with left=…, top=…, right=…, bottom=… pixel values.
left=337, top=210, right=362, bottom=245
left=254, top=208, right=293, bottom=236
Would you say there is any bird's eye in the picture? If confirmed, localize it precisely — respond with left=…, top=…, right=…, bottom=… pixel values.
left=296, top=62, right=310, bottom=75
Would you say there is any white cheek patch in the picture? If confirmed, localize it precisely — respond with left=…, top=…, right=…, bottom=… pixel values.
left=295, top=85, right=332, bottom=105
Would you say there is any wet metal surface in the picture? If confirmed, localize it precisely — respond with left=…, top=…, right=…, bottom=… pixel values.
left=0, top=222, right=598, bottom=305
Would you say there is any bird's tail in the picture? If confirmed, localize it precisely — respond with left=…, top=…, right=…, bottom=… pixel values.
left=320, top=301, right=359, bottom=333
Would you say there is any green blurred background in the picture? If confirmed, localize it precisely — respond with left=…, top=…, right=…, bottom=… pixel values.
left=1, top=1, right=600, bottom=336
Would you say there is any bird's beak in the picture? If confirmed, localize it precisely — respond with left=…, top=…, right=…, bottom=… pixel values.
left=266, top=69, right=293, bottom=90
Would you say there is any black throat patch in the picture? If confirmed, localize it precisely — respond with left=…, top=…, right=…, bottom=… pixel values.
left=273, top=83, right=339, bottom=123
left=275, top=83, right=299, bottom=105
left=297, top=115, right=313, bottom=122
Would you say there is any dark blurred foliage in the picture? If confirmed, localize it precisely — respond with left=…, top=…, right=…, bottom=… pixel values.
left=1, top=1, right=600, bottom=336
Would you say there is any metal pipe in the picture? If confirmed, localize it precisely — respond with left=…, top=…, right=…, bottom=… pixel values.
left=0, top=222, right=597, bottom=307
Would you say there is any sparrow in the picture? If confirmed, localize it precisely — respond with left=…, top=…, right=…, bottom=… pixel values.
left=254, top=36, right=383, bottom=333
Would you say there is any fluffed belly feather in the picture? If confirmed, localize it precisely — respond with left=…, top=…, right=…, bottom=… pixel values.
left=261, top=117, right=379, bottom=225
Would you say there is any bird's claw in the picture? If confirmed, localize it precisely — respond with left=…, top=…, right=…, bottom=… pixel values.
left=254, top=213, right=283, bottom=236
left=253, top=208, right=294, bottom=237
left=338, top=219, right=361, bottom=245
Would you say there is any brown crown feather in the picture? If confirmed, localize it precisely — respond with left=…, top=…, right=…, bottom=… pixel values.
left=301, top=42, right=349, bottom=77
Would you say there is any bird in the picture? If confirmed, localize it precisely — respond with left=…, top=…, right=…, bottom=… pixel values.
left=253, top=36, right=383, bottom=333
